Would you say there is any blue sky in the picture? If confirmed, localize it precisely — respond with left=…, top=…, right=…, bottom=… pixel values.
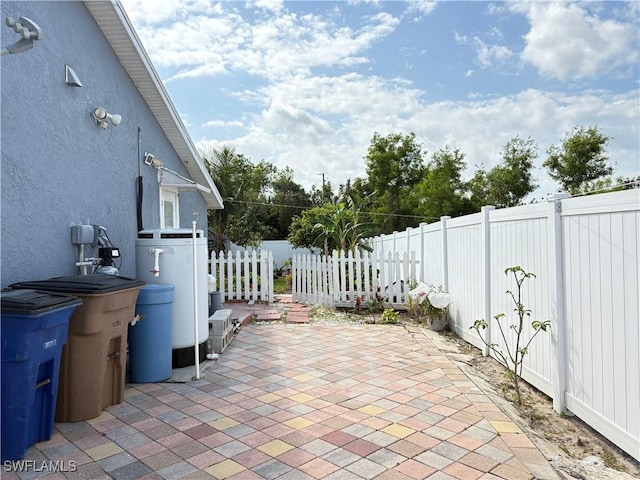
left=120, top=0, right=639, bottom=198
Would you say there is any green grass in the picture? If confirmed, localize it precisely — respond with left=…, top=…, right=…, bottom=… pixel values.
left=273, top=276, right=291, bottom=294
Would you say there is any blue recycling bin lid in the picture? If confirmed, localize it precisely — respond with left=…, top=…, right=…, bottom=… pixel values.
left=10, top=274, right=145, bottom=294
left=1, top=290, right=82, bottom=315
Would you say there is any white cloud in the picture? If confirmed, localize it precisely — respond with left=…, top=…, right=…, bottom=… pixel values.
left=202, top=120, right=244, bottom=128
left=406, top=0, right=437, bottom=17
left=346, top=0, right=382, bottom=6
left=179, top=114, right=191, bottom=128
left=487, top=3, right=507, bottom=16
left=250, top=0, right=284, bottom=14
left=488, top=26, right=503, bottom=40
left=122, top=0, right=400, bottom=81
left=121, top=0, right=222, bottom=25
left=475, top=39, right=513, bottom=68
left=454, top=31, right=513, bottom=69
left=513, top=2, right=639, bottom=80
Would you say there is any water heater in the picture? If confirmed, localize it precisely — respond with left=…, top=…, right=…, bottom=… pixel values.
left=136, top=229, right=208, bottom=368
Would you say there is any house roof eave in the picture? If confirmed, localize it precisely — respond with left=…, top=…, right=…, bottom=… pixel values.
left=83, top=0, right=224, bottom=210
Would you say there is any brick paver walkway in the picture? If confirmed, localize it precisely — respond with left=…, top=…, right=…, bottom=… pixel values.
left=3, top=310, right=559, bottom=479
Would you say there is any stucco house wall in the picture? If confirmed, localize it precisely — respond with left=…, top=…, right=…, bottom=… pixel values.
left=1, top=1, right=219, bottom=287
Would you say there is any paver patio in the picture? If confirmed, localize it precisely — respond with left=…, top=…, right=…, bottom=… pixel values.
left=3, top=314, right=560, bottom=479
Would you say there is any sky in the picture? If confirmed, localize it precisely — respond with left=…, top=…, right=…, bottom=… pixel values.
left=120, top=0, right=640, bottom=199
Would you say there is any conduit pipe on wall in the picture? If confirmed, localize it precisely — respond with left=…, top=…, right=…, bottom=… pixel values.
left=192, top=217, right=200, bottom=380
left=76, top=245, right=95, bottom=275
left=136, top=127, right=144, bottom=232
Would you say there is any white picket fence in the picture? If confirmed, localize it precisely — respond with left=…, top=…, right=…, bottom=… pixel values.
left=367, top=189, right=640, bottom=461
left=292, top=249, right=418, bottom=308
left=210, top=249, right=274, bottom=303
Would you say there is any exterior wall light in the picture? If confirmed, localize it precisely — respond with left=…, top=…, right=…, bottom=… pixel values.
left=2, top=16, right=42, bottom=56
left=92, top=107, right=122, bottom=128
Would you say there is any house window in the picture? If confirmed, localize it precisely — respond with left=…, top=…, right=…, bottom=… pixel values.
left=161, top=189, right=179, bottom=228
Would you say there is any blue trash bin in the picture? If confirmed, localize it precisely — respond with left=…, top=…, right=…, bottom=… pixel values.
left=1, top=290, right=81, bottom=461
left=128, top=284, right=174, bottom=382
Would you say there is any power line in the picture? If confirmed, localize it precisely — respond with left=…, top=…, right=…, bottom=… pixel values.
left=224, top=198, right=440, bottom=221
left=570, top=178, right=640, bottom=198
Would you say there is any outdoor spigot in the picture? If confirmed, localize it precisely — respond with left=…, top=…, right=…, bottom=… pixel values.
left=150, top=248, right=164, bottom=277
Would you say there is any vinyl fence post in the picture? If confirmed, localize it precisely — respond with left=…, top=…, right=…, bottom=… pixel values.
left=548, top=192, right=571, bottom=413
left=392, top=231, right=398, bottom=260
left=440, top=216, right=451, bottom=292
left=481, top=206, right=495, bottom=357
left=419, top=223, right=427, bottom=283
left=268, top=250, right=274, bottom=303
left=405, top=227, right=411, bottom=266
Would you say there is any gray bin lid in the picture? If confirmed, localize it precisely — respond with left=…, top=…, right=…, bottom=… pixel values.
left=1, top=289, right=82, bottom=315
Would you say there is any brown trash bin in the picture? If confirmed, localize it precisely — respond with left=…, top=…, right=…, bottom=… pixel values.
left=10, top=275, right=145, bottom=422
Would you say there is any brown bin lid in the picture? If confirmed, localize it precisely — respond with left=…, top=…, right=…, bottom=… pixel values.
left=10, top=274, right=145, bottom=295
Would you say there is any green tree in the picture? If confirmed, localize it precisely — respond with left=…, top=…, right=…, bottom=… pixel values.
left=287, top=204, right=336, bottom=253
left=310, top=181, right=336, bottom=206
left=467, top=165, right=490, bottom=208
left=543, top=126, right=613, bottom=194
left=288, top=196, right=373, bottom=255
left=339, top=178, right=369, bottom=210
left=413, top=146, right=475, bottom=220
left=265, top=167, right=311, bottom=239
left=202, top=145, right=275, bottom=251
left=469, top=136, right=538, bottom=208
left=364, top=132, right=426, bottom=232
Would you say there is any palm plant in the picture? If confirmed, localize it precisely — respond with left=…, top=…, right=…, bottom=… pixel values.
left=313, top=195, right=373, bottom=256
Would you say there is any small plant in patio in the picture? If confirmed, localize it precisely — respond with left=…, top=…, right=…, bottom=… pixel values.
left=354, top=295, right=365, bottom=314
left=470, top=266, right=551, bottom=406
left=380, top=308, right=399, bottom=324
left=365, top=289, right=386, bottom=313
left=353, top=290, right=386, bottom=314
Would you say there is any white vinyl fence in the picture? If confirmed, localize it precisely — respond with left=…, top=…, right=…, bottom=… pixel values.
left=292, top=249, right=418, bottom=308
left=210, top=249, right=274, bottom=303
left=229, top=240, right=313, bottom=269
left=367, top=190, right=640, bottom=461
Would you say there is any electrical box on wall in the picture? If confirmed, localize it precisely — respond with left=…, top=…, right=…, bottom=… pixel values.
left=70, top=225, right=94, bottom=245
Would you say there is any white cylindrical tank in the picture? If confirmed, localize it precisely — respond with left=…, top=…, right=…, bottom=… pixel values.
left=136, top=229, right=208, bottom=367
